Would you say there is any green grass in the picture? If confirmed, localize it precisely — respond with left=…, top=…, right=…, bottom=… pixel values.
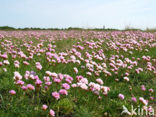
left=0, top=30, right=156, bottom=117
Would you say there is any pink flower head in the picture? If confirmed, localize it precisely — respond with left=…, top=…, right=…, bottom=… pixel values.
left=71, top=84, right=77, bottom=88
left=35, top=79, right=42, bottom=86
left=44, top=76, right=50, bottom=82
left=52, top=91, right=60, bottom=100
left=51, top=73, right=58, bottom=78
left=58, top=73, right=64, bottom=80
left=27, top=84, right=35, bottom=90
left=139, top=97, right=148, bottom=105
left=59, top=89, right=68, bottom=95
left=150, top=96, right=154, bottom=100
left=21, top=86, right=28, bottom=91
left=45, top=71, right=52, bottom=76
left=73, top=67, right=78, bottom=74
left=76, top=75, right=83, bottom=81
left=42, top=104, right=48, bottom=111
left=0, top=62, right=3, bottom=66
left=62, top=83, right=70, bottom=90
left=1, top=53, right=8, bottom=59
left=34, top=75, right=39, bottom=80
left=9, top=90, right=16, bottom=95
left=123, top=77, right=129, bottom=82
left=118, top=94, right=124, bottom=100
left=13, top=71, right=22, bottom=81
left=125, top=72, right=129, bottom=76
left=49, top=109, right=55, bottom=117
left=53, top=78, right=61, bottom=83
left=141, top=85, right=146, bottom=91
left=98, top=96, right=102, bottom=100
left=131, top=97, right=137, bottom=103
left=36, top=62, right=42, bottom=70
left=16, top=80, right=24, bottom=85
left=23, top=61, right=29, bottom=65
left=3, top=60, right=10, bottom=65
left=44, top=86, right=49, bottom=90
left=96, top=78, right=103, bottom=85
left=45, top=81, right=52, bottom=86
left=149, top=88, right=154, bottom=93
left=65, top=76, right=73, bottom=84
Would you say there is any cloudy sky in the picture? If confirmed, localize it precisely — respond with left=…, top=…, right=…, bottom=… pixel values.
left=0, top=0, right=156, bottom=29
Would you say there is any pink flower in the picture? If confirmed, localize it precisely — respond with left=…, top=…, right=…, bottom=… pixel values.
left=36, top=62, right=42, bottom=70
left=98, top=96, right=102, bottom=100
left=150, top=96, right=154, bottom=100
left=139, top=97, right=148, bottom=105
left=52, top=92, right=60, bottom=100
left=3, top=60, right=10, bottom=65
left=0, top=62, right=3, bottom=66
left=16, top=80, right=24, bottom=85
left=149, top=88, right=154, bottom=93
left=34, top=75, right=39, bottom=80
left=35, top=79, right=42, bottom=86
left=78, top=83, right=88, bottom=90
left=96, top=78, right=103, bottom=85
left=131, top=97, right=137, bottom=103
left=27, top=84, right=35, bottom=90
left=44, top=76, right=50, bottom=82
left=21, top=86, right=28, bottom=91
left=123, top=77, right=129, bottom=82
left=13, top=71, right=22, bottom=81
left=44, top=86, right=49, bottom=90
left=51, top=73, right=58, bottom=78
left=58, top=73, right=64, bottom=80
left=53, top=78, right=61, bottom=83
left=125, top=72, right=129, bottom=76
left=65, top=78, right=72, bottom=84
left=45, top=71, right=52, bottom=76
left=36, top=65, right=42, bottom=70
left=76, top=75, right=83, bottom=81
left=9, top=90, right=16, bottom=95
left=59, top=89, right=68, bottom=95
left=42, top=104, right=48, bottom=111
left=118, top=94, right=124, bottom=100
left=148, top=106, right=153, bottom=113
left=45, top=81, right=52, bottom=86
left=62, top=83, right=70, bottom=90
left=86, top=72, right=92, bottom=76
left=141, top=85, right=146, bottom=91
left=3, top=68, right=7, bottom=72
left=71, top=84, right=77, bottom=88
left=1, top=54, right=8, bottom=59
left=49, top=109, right=55, bottom=117
left=73, top=67, right=78, bottom=74
left=79, top=78, right=88, bottom=84
left=23, top=61, right=29, bottom=65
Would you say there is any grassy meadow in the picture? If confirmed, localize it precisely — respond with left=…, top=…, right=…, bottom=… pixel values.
left=0, top=30, right=156, bottom=117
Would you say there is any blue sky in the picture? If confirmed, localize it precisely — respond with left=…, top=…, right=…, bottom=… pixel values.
left=0, top=0, right=156, bottom=29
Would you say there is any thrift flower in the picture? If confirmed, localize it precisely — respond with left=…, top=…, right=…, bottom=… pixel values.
left=118, top=94, right=124, bottom=100
left=49, top=109, right=55, bottom=117
left=9, top=90, right=16, bottom=95
left=52, top=92, right=60, bottom=100
left=42, top=104, right=48, bottom=111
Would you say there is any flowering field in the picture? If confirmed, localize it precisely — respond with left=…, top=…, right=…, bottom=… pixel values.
left=0, top=30, right=156, bottom=116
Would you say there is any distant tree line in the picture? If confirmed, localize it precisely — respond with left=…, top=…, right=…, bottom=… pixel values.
left=0, top=26, right=155, bottom=32
left=0, top=26, right=60, bottom=30
left=0, top=26, right=119, bottom=31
